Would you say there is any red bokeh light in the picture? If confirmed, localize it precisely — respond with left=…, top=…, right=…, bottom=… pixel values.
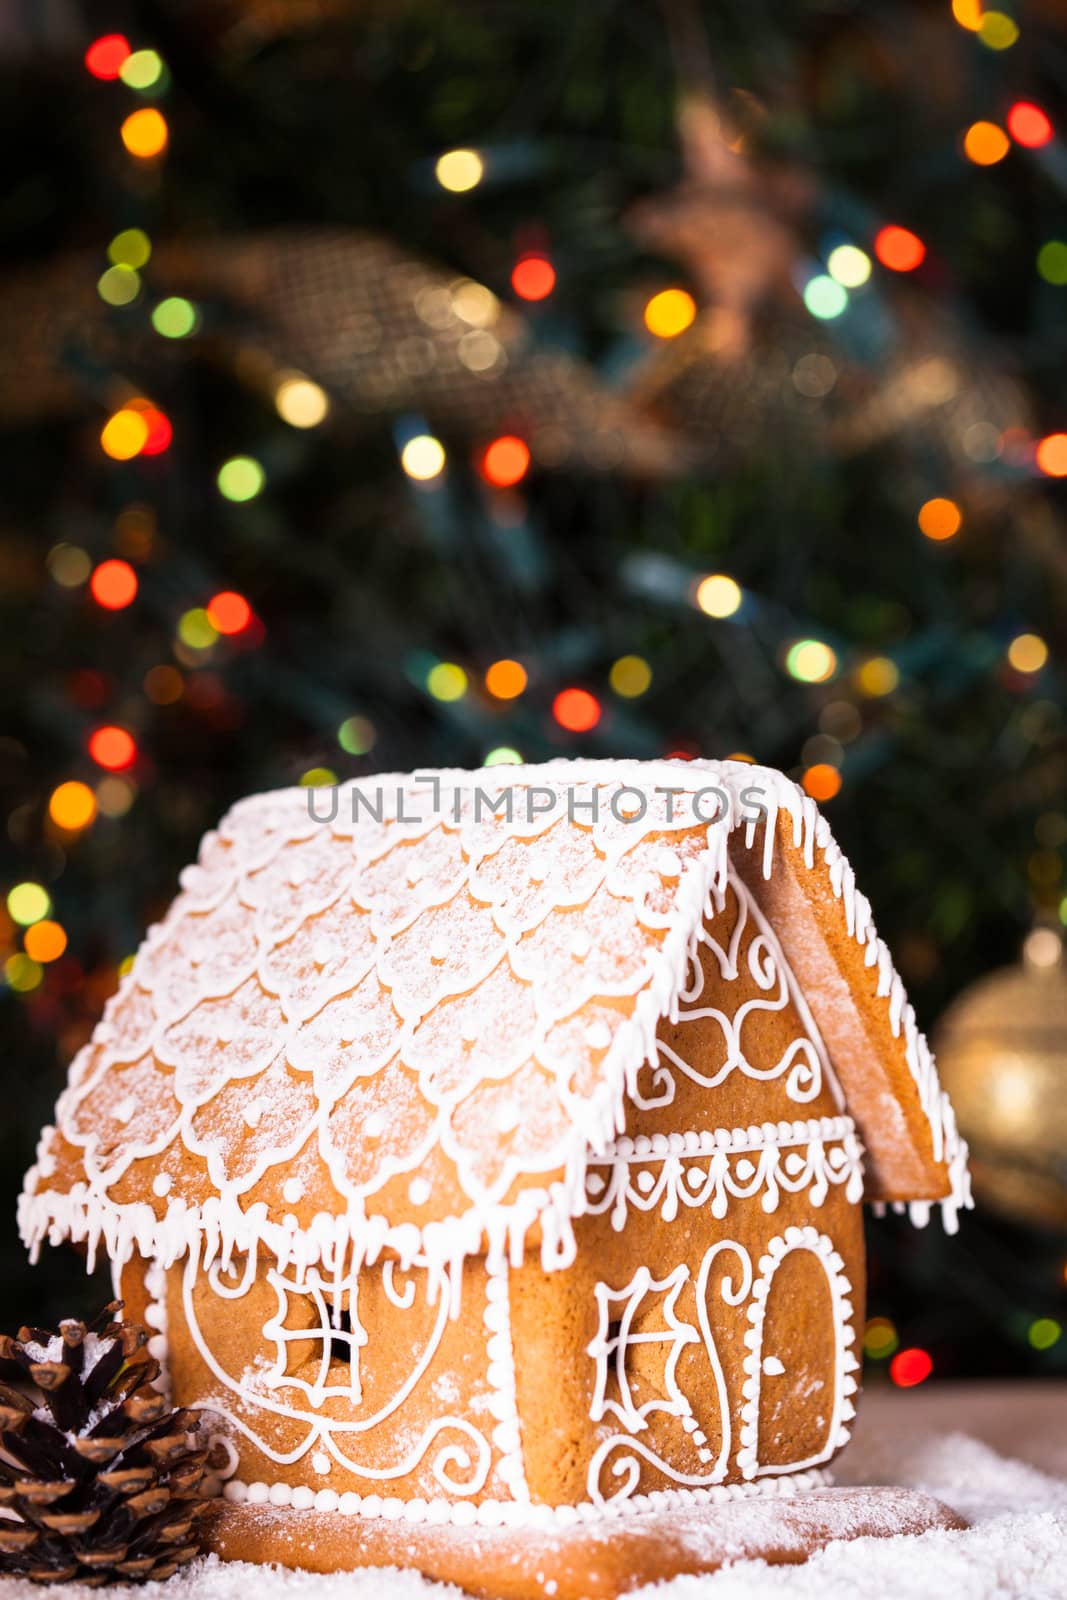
left=207, top=591, right=252, bottom=634
left=85, top=34, right=130, bottom=80
left=90, top=559, right=138, bottom=610
left=511, top=256, right=556, bottom=302
left=889, top=1347, right=933, bottom=1388
left=1008, top=101, right=1053, bottom=149
left=138, top=407, right=172, bottom=456
left=89, top=726, right=137, bottom=771
left=480, top=435, right=531, bottom=488
left=873, top=225, right=926, bottom=273
left=553, top=687, right=601, bottom=733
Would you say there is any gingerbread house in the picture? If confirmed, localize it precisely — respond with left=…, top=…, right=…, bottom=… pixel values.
left=19, top=759, right=969, bottom=1567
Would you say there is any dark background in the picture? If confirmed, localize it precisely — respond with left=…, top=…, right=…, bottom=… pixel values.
left=1, top=0, right=1065, bottom=1382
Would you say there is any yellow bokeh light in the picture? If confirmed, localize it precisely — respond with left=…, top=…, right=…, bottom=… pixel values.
left=644, top=288, right=697, bottom=339
left=1008, top=633, right=1049, bottom=674
left=695, top=574, right=742, bottom=618
left=177, top=608, right=218, bottom=650
left=435, top=149, right=484, bottom=192
left=963, top=120, right=1010, bottom=165
left=275, top=375, right=330, bottom=429
left=978, top=10, right=1019, bottom=48
left=401, top=435, right=446, bottom=481
left=786, top=639, right=838, bottom=683
left=121, top=107, right=168, bottom=158
left=856, top=656, right=900, bottom=697
left=119, top=49, right=164, bottom=90
left=451, top=280, right=499, bottom=329
left=47, top=544, right=91, bottom=587
left=24, top=920, right=67, bottom=963
left=918, top=497, right=962, bottom=540
left=108, top=228, right=151, bottom=269
left=427, top=662, right=468, bottom=701
left=300, top=767, right=338, bottom=787
left=7, top=882, right=51, bottom=926
left=484, top=746, right=522, bottom=766
left=827, top=245, right=872, bottom=288
left=101, top=408, right=149, bottom=461
left=5, top=953, right=42, bottom=993
left=609, top=655, right=653, bottom=697
left=863, top=1317, right=900, bottom=1359
left=49, top=781, right=97, bottom=831
left=97, top=265, right=141, bottom=306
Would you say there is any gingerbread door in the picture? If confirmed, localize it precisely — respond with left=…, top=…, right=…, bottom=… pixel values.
left=740, top=1227, right=858, bottom=1477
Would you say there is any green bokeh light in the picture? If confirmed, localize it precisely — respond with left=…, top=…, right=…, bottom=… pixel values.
left=152, top=296, right=199, bottom=338
left=217, top=456, right=265, bottom=502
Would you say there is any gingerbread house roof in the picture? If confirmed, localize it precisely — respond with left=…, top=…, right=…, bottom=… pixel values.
left=20, top=760, right=969, bottom=1289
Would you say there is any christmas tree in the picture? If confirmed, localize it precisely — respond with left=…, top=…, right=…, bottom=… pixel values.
left=1, top=0, right=1065, bottom=1380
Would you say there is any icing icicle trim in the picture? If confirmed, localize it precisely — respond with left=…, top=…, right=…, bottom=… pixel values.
left=583, top=1117, right=865, bottom=1231
left=20, top=758, right=970, bottom=1288
left=19, top=1114, right=863, bottom=1297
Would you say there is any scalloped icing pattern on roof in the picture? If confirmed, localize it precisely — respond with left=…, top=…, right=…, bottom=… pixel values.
left=19, top=760, right=970, bottom=1289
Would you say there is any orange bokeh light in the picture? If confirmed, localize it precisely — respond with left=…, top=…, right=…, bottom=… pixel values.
left=25, top=920, right=67, bottom=963
left=485, top=658, right=528, bottom=699
left=1008, top=101, right=1053, bottom=149
left=49, top=781, right=97, bottom=831
left=917, top=497, right=963, bottom=540
left=963, top=121, right=1010, bottom=166
left=802, top=764, right=842, bottom=802
left=873, top=225, right=926, bottom=272
left=89, top=726, right=136, bottom=771
left=553, top=687, right=601, bottom=732
left=100, top=408, right=149, bottom=461
left=1036, top=433, right=1067, bottom=476
left=121, top=108, right=168, bottom=159
left=207, top=591, right=252, bottom=634
left=511, top=256, right=556, bottom=301
left=85, top=34, right=130, bottom=79
left=90, top=559, right=138, bottom=610
left=480, top=435, right=531, bottom=488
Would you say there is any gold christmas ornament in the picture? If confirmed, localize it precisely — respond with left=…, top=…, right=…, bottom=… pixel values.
left=933, top=928, right=1067, bottom=1228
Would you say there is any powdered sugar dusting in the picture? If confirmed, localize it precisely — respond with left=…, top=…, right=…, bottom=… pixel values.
left=20, top=760, right=969, bottom=1282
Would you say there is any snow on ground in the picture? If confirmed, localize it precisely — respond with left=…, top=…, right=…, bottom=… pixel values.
left=1, top=1385, right=1064, bottom=1600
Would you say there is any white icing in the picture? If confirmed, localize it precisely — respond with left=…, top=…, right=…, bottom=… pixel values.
left=483, top=1256, right=528, bottom=1501
left=219, top=1465, right=833, bottom=1524
left=586, top=1225, right=856, bottom=1503
left=143, top=1255, right=170, bottom=1398
left=635, top=877, right=842, bottom=1114
left=19, top=760, right=969, bottom=1289
left=180, top=1239, right=492, bottom=1496
left=16, top=761, right=968, bottom=1524
left=583, top=1117, right=865, bottom=1231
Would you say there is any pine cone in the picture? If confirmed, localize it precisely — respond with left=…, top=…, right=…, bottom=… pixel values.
left=0, top=1302, right=208, bottom=1585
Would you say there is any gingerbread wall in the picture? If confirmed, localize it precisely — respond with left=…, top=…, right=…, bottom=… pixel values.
left=131, top=1251, right=524, bottom=1507
left=507, top=874, right=866, bottom=1505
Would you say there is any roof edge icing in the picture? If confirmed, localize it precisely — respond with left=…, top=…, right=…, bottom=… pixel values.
left=20, top=759, right=970, bottom=1280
